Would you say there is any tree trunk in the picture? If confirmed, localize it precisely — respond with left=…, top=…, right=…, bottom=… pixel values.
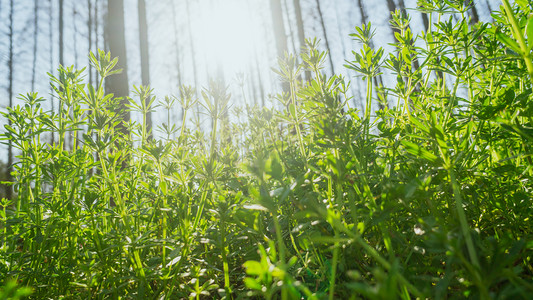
left=467, top=0, right=479, bottom=24
left=49, top=0, right=55, bottom=144
left=31, top=0, right=39, bottom=91
left=7, top=0, right=14, bottom=200
left=269, top=0, right=288, bottom=59
left=73, top=6, right=79, bottom=67
left=292, top=0, right=311, bottom=81
left=293, top=0, right=306, bottom=51
left=106, top=0, right=130, bottom=125
left=269, top=0, right=290, bottom=93
left=95, top=0, right=100, bottom=85
left=59, top=0, right=64, bottom=65
left=88, top=0, right=93, bottom=86
left=282, top=0, right=298, bottom=55
left=315, top=0, right=335, bottom=75
left=138, top=0, right=152, bottom=139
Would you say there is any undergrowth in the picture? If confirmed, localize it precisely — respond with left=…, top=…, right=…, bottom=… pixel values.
left=1, top=1, right=532, bottom=299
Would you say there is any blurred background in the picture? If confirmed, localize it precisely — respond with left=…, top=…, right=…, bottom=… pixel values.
left=0, top=0, right=499, bottom=159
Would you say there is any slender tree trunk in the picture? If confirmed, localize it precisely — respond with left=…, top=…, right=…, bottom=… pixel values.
left=31, top=0, right=39, bottom=92
left=269, top=0, right=290, bottom=93
left=467, top=0, right=479, bottom=24
left=315, top=0, right=335, bottom=75
left=282, top=0, right=298, bottom=55
left=269, top=0, right=288, bottom=59
left=484, top=0, right=492, bottom=15
left=49, top=0, right=55, bottom=144
left=293, top=0, right=311, bottom=81
left=59, top=0, right=64, bottom=65
left=88, top=0, right=93, bottom=86
left=106, top=0, right=130, bottom=125
left=7, top=0, right=14, bottom=200
left=73, top=6, right=79, bottom=67
left=293, top=0, right=306, bottom=51
left=138, top=0, right=152, bottom=139
left=95, top=0, right=100, bottom=85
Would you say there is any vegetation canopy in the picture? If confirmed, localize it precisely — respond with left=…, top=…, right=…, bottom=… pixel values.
left=1, top=1, right=532, bottom=299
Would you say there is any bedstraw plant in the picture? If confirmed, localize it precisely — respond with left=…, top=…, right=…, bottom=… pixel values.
left=1, top=1, right=532, bottom=299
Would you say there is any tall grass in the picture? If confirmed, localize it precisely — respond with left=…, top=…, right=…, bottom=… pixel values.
left=1, top=1, right=532, bottom=299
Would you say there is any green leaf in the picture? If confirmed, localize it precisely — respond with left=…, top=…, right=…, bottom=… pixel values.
left=527, top=16, right=533, bottom=51
left=165, top=255, right=181, bottom=268
left=243, top=261, right=263, bottom=276
left=243, top=278, right=262, bottom=290
left=515, top=0, right=529, bottom=12
left=410, top=117, right=430, bottom=134
left=158, top=179, right=167, bottom=195
left=496, top=32, right=522, bottom=54
left=288, top=103, right=296, bottom=119
left=401, top=140, right=438, bottom=163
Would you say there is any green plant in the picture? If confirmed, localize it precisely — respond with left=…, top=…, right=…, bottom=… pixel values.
left=1, top=2, right=532, bottom=299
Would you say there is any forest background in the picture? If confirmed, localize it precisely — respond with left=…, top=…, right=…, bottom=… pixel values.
left=0, top=0, right=498, bottom=171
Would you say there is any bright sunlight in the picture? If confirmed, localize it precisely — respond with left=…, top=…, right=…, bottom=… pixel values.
left=194, top=0, right=263, bottom=77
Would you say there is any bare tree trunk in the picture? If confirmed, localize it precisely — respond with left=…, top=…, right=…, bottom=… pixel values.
left=74, top=6, right=79, bottom=67
left=106, top=0, right=130, bottom=125
left=7, top=0, right=14, bottom=200
left=88, top=0, right=93, bottom=86
left=31, top=0, right=39, bottom=91
left=466, top=0, right=479, bottom=23
left=95, top=0, right=100, bottom=85
left=315, top=0, right=335, bottom=75
left=484, top=0, right=492, bottom=14
left=49, top=0, right=55, bottom=144
left=270, top=0, right=290, bottom=93
left=292, top=0, right=311, bottom=81
left=138, top=0, right=152, bottom=139
left=269, top=0, right=288, bottom=59
left=293, top=0, right=306, bottom=51
left=282, top=0, right=298, bottom=55
left=59, top=0, right=64, bottom=66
